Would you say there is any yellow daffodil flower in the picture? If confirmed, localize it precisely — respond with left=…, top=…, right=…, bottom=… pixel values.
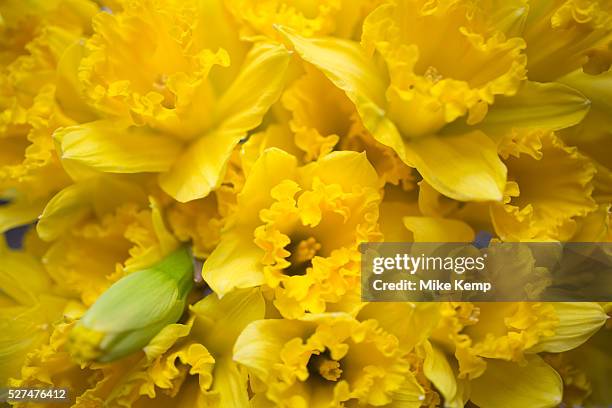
left=492, top=129, right=598, bottom=241
left=53, top=0, right=291, bottom=202
left=276, top=1, right=596, bottom=205
left=234, top=313, right=426, bottom=407
left=424, top=301, right=607, bottom=408
left=203, top=148, right=382, bottom=318
left=100, top=288, right=265, bottom=408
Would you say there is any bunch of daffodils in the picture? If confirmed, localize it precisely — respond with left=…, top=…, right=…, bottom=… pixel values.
left=1, top=0, right=611, bottom=407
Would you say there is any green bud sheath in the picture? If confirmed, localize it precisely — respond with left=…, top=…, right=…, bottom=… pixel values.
left=69, top=246, right=194, bottom=363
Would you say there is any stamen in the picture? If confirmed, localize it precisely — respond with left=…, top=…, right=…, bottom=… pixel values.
left=289, top=237, right=321, bottom=265
left=424, top=66, right=443, bottom=84
left=308, top=352, right=342, bottom=382
left=153, top=74, right=169, bottom=92
left=153, top=73, right=176, bottom=108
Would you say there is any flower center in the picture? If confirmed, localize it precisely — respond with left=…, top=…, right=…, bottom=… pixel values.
left=152, top=73, right=177, bottom=109
left=284, top=236, right=321, bottom=276
left=423, top=66, right=443, bottom=84
left=307, top=350, right=342, bottom=382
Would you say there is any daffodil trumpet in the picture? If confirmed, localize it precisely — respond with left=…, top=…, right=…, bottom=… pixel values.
left=68, top=246, right=194, bottom=363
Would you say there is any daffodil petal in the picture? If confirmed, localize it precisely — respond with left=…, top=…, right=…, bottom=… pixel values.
left=37, top=176, right=147, bottom=241
left=529, top=302, right=607, bottom=353
left=387, top=371, right=425, bottom=408
left=158, top=129, right=236, bottom=203
left=559, top=68, right=612, bottom=147
left=487, top=0, right=529, bottom=37
left=250, top=393, right=276, bottom=408
left=56, top=120, right=183, bottom=173
left=233, top=319, right=307, bottom=380
left=0, top=298, right=66, bottom=385
left=202, top=149, right=299, bottom=295
left=121, top=198, right=180, bottom=273
left=236, top=147, right=299, bottom=225
left=562, top=328, right=612, bottom=406
left=559, top=69, right=612, bottom=120
left=55, top=40, right=98, bottom=123
left=150, top=198, right=180, bottom=255
left=470, top=355, right=562, bottom=408
left=423, top=342, right=467, bottom=408
left=36, top=182, right=93, bottom=241
left=211, top=357, right=250, bottom=408
left=298, top=151, right=379, bottom=191
left=0, top=196, right=46, bottom=233
left=403, top=216, right=475, bottom=242
left=144, top=322, right=192, bottom=362
left=201, top=230, right=265, bottom=296
left=158, top=42, right=293, bottom=204
left=199, top=0, right=249, bottom=91
left=0, top=248, right=50, bottom=305
left=214, top=42, right=291, bottom=135
left=405, top=131, right=507, bottom=202
left=357, top=303, right=441, bottom=349
left=278, top=27, right=406, bottom=161
left=191, top=288, right=265, bottom=355
left=451, top=81, right=591, bottom=136
left=277, top=27, right=386, bottom=109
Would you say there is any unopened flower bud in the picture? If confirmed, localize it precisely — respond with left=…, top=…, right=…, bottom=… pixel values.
left=69, top=246, right=193, bottom=363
